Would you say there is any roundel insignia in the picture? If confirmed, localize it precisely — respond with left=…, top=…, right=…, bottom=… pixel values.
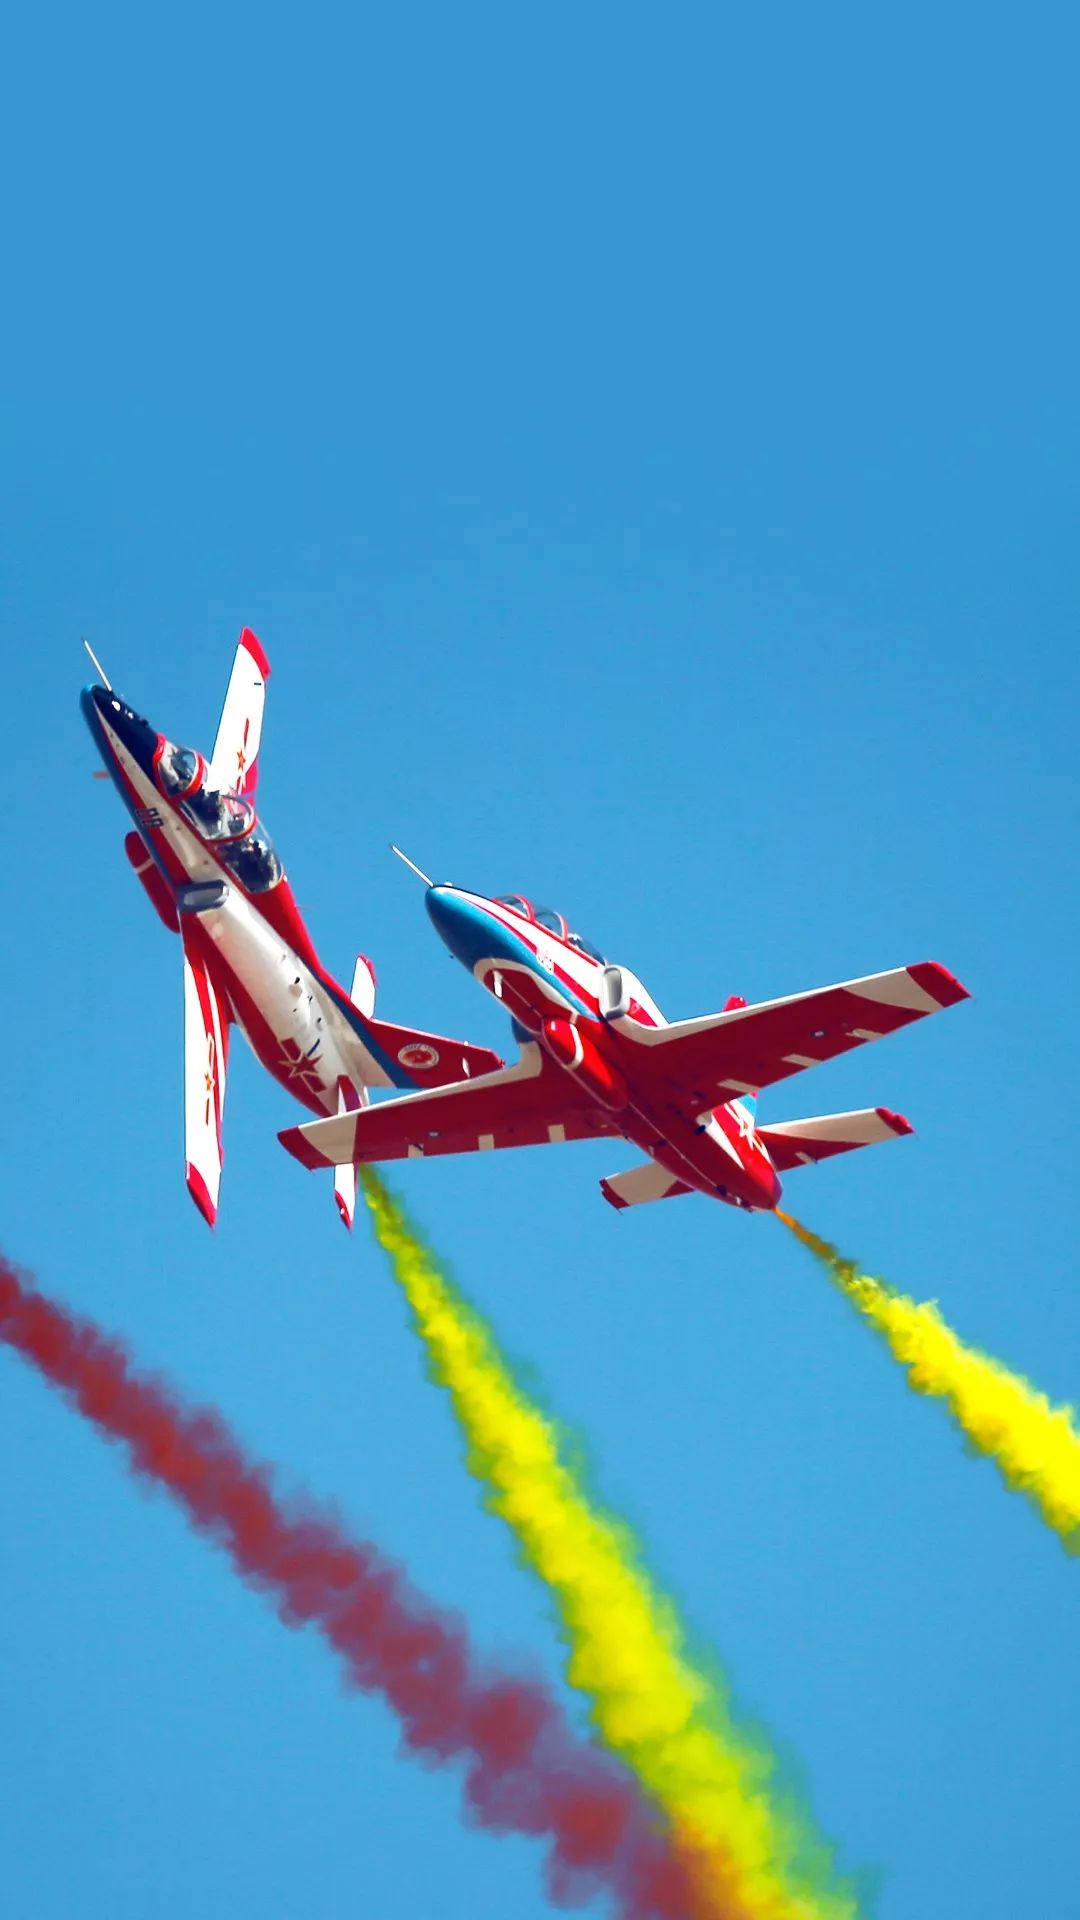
left=398, top=1042, right=440, bottom=1071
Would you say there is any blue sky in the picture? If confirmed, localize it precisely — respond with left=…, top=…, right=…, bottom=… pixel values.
left=2, top=4, right=1078, bottom=1916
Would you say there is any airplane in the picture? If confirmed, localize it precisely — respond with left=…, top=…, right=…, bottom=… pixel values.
left=278, top=871, right=970, bottom=1215
left=81, top=639, right=505, bottom=1227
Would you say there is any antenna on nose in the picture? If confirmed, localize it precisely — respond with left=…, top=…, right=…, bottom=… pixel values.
left=389, top=845, right=434, bottom=887
left=82, top=638, right=113, bottom=691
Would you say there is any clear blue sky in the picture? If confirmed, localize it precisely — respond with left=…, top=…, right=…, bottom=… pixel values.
left=2, top=5, right=1078, bottom=1917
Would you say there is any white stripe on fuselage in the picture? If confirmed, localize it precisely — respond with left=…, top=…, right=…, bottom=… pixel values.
left=462, top=894, right=667, bottom=1029
left=472, top=955, right=583, bottom=1019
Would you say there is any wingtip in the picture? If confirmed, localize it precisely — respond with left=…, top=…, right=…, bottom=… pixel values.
left=238, top=627, right=272, bottom=679
left=599, top=1177, right=629, bottom=1211
left=876, top=1107, right=915, bottom=1137
left=911, top=961, right=972, bottom=1007
left=186, top=1162, right=218, bottom=1226
left=278, top=1125, right=332, bottom=1171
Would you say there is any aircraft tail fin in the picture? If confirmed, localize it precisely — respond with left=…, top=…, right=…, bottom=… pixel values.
left=349, top=953, right=377, bottom=1018
left=208, top=629, right=270, bottom=798
left=332, top=1079, right=364, bottom=1229
left=757, top=1107, right=912, bottom=1174
left=181, top=929, right=231, bottom=1226
left=599, top=1162, right=693, bottom=1210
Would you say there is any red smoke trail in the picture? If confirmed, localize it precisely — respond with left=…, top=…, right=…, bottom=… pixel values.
left=0, top=1254, right=719, bottom=1920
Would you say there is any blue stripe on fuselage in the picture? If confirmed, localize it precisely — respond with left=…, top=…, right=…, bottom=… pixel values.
left=311, top=971, right=420, bottom=1090
left=426, top=889, right=595, bottom=1020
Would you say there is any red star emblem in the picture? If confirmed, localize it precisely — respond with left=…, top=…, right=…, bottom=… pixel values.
left=279, top=1038, right=325, bottom=1095
left=203, top=1035, right=216, bottom=1126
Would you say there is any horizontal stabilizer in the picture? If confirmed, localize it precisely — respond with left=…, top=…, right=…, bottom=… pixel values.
left=359, top=1014, right=506, bottom=1090
left=600, top=1163, right=692, bottom=1210
left=759, top=1106, right=912, bottom=1173
left=307, top=967, right=507, bottom=1094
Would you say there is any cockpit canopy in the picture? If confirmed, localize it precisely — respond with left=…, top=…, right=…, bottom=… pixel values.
left=183, top=789, right=255, bottom=842
left=156, top=740, right=205, bottom=798
left=496, top=893, right=535, bottom=920
left=156, top=739, right=283, bottom=892
left=217, top=822, right=283, bottom=893
left=494, top=895, right=605, bottom=963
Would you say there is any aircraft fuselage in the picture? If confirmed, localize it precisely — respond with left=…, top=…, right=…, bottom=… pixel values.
left=424, top=886, right=781, bottom=1212
left=83, top=685, right=389, bottom=1115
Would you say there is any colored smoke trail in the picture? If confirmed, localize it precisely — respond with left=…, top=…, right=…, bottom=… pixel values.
left=778, top=1213, right=1080, bottom=1552
left=360, top=1171, right=859, bottom=1920
left=0, top=1251, right=719, bottom=1920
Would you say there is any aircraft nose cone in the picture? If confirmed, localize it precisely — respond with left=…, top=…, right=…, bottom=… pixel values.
left=425, top=886, right=485, bottom=970
left=425, top=884, right=465, bottom=949
left=82, top=684, right=159, bottom=776
left=424, top=884, right=457, bottom=934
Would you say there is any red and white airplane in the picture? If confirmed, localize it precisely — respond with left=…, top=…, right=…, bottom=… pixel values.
left=81, top=639, right=505, bottom=1227
left=279, top=869, right=970, bottom=1215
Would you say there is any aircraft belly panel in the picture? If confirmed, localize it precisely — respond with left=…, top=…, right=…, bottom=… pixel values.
left=191, top=894, right=347, bottom=1114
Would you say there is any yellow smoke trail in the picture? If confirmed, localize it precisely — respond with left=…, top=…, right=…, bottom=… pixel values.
left=360, top=1170, right=859, bottom=1920
left=778, top=1211, right=1080, bottom=1553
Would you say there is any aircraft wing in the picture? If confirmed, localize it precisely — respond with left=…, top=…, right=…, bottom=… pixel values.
left=758, top=1106, right=913, bottom=1171
left=209, top=628, right=270, bottom=797
left=631, top=962, right=969, bottom=1106
left=279, top=1044, right=620, bottom=1169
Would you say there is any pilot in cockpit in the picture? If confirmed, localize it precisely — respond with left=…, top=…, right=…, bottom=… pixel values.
left=185, top=785, right=229, bottom=836
left=222, top=822, right=283, bottom=892
left=157, top=742, right=202, bottom=796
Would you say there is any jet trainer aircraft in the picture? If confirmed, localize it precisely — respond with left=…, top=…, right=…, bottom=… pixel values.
left=82, top=640, right=504, bottom=1227
left=280, top=872, right=970, bottom=1214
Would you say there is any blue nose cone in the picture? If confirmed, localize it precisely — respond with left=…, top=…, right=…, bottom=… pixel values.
left=425, top=886, right=485, bottom=970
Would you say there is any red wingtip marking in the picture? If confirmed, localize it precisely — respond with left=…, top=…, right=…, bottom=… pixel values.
left=335, top=1193, right=355, bottom=1230
left=876, top=1107, right=915, bottom=1137
left=238, top=627, right=272, bottom=679
left=279, top=1126, right=332, bottom=1171
left=599, top=1179, right=628, bottom=1211
left=911, top=961, right=971, bottom=1007
left=186, top=1162, right=218, bottom=1226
